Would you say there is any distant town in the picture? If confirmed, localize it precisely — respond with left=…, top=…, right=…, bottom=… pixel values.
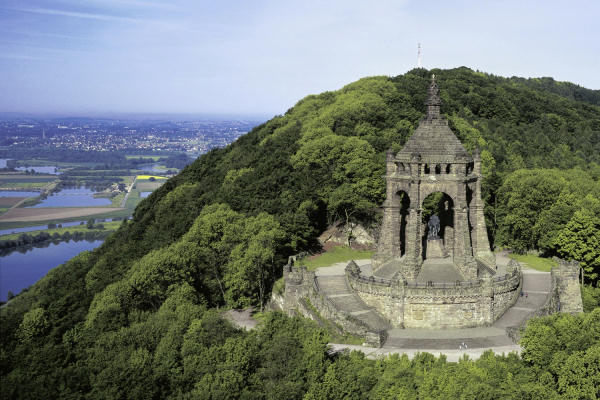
left=0, top=116, right=264, bottom=155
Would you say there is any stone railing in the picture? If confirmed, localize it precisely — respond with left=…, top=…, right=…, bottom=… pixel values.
left=346, top=259, right=520, bottom=298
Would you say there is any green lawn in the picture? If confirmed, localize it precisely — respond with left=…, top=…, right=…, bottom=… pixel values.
left=299, top=245, right=374, bottom=271
left=507, top=253, right=557, bottom=272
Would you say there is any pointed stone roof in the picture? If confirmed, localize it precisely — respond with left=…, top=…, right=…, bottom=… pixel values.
left=396, top=75, right=471, bottom=163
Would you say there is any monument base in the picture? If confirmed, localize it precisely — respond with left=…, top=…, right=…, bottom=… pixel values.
left=426, top=238, right=449, bottom=259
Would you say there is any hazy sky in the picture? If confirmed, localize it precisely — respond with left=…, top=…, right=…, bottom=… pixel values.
left=1, top=0, right=598, bottom=116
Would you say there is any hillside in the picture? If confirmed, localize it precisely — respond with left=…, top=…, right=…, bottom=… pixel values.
left=1, top=67, right=600, bottom=399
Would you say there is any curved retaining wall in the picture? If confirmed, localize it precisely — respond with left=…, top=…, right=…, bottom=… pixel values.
left=281, top=263, right=386, bottom=347
left=346, top=261, right=521, bottom=329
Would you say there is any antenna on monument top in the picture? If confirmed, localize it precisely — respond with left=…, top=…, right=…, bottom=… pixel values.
left=417, top=43, right=422, bottom=68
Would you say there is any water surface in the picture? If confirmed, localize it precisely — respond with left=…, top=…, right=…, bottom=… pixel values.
left=29, top=187, right=112, bottom=207
left=0, top=239, right=103, bottom=301
left=0, top=191, right=39, bottom=198
left=15, top=166, right=60, bottom=175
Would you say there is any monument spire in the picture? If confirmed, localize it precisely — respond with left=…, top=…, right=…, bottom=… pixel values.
left=425, top=74, right=441, bottom=119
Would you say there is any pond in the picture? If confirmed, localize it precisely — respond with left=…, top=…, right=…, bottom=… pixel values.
left=28, top=187, right=112, bottom=208
left=140, top=191, right=152, bottom=198
left=0, top=239, right=103, bottom=301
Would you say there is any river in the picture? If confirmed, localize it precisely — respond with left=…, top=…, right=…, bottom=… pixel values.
left=0, top=239, right=103, bottom=301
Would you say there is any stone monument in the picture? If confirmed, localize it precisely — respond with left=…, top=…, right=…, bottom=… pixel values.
left=277, top=75, right=579, bottom=345
left=372, top=75, right=495, bottom=281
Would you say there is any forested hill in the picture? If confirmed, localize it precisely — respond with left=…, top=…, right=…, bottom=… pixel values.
left=2, top=67, right=600, bottom=399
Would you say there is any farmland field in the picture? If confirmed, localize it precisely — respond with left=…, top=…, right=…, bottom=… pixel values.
left=0, top=207, right=124, bottom=223
left=135, top=180, right=163, bottom=191
left=0, top=197, right=26, bottom=207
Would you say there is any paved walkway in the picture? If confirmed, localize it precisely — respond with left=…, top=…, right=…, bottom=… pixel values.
left=328, top=343, right=520, bottom=362
left=223, top=308, right=258, bottom=330
left=318, top=256, right=551, bottom=360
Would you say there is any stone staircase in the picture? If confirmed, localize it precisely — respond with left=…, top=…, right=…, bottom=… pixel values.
left=316, top=275, right=390, bottom=331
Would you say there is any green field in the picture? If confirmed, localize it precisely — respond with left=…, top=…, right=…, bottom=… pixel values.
left=0, top=173, right=56, bottom=189
left=0, top=182, right=48, bottom=189
left=125, top=155, right=163, bottom=161
left=508, top=253, right=557, bottom=272
left=0, top=208, right=132, bottom=230
left=0, top=220, right=121, bottom=240
left=134, top=180, right=163, bottom=191
left=299, top=245, right=375, bottom=271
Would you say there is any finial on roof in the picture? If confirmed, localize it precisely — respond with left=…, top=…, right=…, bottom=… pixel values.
left=425, top=74, right=441, bottom=119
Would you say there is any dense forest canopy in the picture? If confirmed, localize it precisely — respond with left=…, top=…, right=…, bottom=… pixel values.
left=1, top=67, right=600, bottom=399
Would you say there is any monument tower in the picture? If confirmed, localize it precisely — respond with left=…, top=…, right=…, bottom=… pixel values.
left=372, top=75, right=495, bottom=281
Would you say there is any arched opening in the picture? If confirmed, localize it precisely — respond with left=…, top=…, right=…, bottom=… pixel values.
left=424, top=164, right=430, bottom=174
left=421, top=192, right=454, bottom=260
left=397, top=190, right=410, bottom=256
left=445, top=164, right=451, bottom=174
left=435, top=164, right=441, bottom=174
left=467, top=161, right=474, bottom=175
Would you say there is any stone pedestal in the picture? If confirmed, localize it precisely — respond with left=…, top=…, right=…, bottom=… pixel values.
left=425, top=238, right=448, bottom=259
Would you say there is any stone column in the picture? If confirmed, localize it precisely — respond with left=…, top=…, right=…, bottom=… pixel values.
left=378, top=200, right=401, bottom=257
left=452, top=168, right=476, bottom=279
left=471, top=153, right=495, bottom=266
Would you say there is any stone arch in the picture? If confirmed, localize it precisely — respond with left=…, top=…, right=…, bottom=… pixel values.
left=420, top=191, right=455, bottom=260
left=419, top=185, right=458, bottom=208
left=435, top=164, right=441, bottom=174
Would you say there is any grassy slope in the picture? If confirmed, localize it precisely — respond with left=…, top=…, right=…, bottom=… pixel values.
left=300, top=246, right=375, bottom=270
left=508, top=253, right=557, bottom=272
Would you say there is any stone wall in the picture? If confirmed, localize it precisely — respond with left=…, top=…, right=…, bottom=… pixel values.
left=346, top=261, right=520, bottom=329
left=554, top=259, right=584, bottom=314
left=505, top=259, right=583, bottom=342
left=491, top=260, right=522, bottom=319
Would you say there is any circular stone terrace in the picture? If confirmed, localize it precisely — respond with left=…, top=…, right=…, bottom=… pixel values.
left=313, top=253, right=551, bottom=361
